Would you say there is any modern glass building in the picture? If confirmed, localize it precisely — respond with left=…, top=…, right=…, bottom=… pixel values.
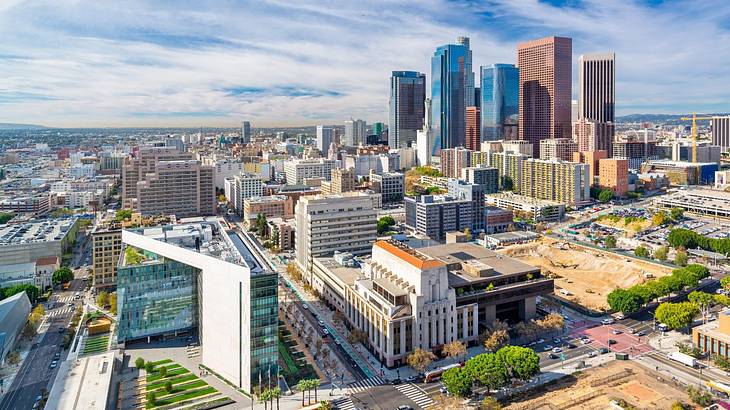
left=118, top=220, right=278, bottom=394
left=389, top=71, right=426, bottom=149
left=480, top=64, right=519, bottom=141
left=431, top=43, right=468, bottom=157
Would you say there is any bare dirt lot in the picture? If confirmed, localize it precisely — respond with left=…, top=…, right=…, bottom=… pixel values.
left=505, top=360, right=691, bottom=410
left=499, top=237, right=673, bottom=311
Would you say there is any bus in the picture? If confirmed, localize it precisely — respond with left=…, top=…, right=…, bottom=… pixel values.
left=424, top=363, right=462, bottom=383
left=708, top=381, right=730, bottom=398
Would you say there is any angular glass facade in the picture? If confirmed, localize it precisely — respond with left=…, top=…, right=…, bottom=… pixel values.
left=249, top=272, right=279, bottom=385
left=431, top=44, right=468, bottom=156
left=481, top=64, right=519, bottom=141
left=117, top=250, right=199, bottom=342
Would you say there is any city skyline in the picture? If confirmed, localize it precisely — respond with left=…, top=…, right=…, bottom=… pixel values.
left=0, top=0, right=728, bottom=127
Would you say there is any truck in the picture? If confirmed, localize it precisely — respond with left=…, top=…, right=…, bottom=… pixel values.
left=668, top=351, right=697, bottom=368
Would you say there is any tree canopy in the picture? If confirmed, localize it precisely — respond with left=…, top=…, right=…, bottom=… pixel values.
left=0, top=284, right=40, bottom=303
left=607, top=288, right=643, bottom=314
left=655, top=302, right=699, bottom=330
left=441, top=367, right=472, bottom=397
left=377, top=216, right=396, bottom=235
left=52, top=266, right=74, bottom=284
left=604, top=235, right=617, bottom=249
left=598, top=189, right=613, bottom=203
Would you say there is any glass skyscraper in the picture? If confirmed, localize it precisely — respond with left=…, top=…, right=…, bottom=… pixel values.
left=431, top=43, right=468, bottom=156
left=480, top=64, right=519, bottom=141
left=389, top=71, right=425, bottom=149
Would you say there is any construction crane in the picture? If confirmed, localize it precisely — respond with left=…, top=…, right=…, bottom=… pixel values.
left=680, top=112, right=713, bottom=163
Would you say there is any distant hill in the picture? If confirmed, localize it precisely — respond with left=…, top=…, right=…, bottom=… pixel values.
left=0, top=123, right=47, bottom=129
left=616, top=113, right=729, bottom=124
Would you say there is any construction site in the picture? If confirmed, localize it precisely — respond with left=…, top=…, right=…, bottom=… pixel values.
left=505, top=361, right=691, bottom=410
left=499, top=237, right=673, bottom=311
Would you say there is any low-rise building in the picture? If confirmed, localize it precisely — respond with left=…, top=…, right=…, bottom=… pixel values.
left=484, top=206, right=513, bottom=234
left=655, top=189, right=730, bottom=219
left=693, top=309, right=730, bottom=359
left=243, top=195, right=289, bottom=226
left=0, top=217, right=80, bottom=265
left=34, top=256, right=59, bottom=290
left=405, top=195, right=475, bottom=241
left=370, top=172, right=405, bottom=203
left=485, top=192, right=565, bottom=222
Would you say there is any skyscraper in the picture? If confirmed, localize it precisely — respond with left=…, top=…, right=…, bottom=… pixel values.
left=480, top=64, right=519, bottom=141
left=344, top=119, right=367, bottom=147
left=417, top=98, right=434, bottom=166
left=712, top=116, right=730, bottom=152
left=466, top=107, right=481, bottom=151
left=517, top=36, right=572, bottom=157
left=432, top=43, right=468, bottom=156
left=578, top=53, right=615, bottom=123
left=241, top=121, right=251, bottom=144
left=457, top=36, right=475, bottom=107
left=389, top=71, right=426, bottom=149
left=316, top=125, right=334, bottom=157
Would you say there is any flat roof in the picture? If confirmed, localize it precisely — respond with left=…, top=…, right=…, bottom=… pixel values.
left=486, top=231, right=540, bottom=242
left=45, top=351, right=115, bottom=410
left=373, top=277, right=408, bottom=296
left=0, top=217, right=77, bottom=246
left=313, top=257, right=362, bottom=286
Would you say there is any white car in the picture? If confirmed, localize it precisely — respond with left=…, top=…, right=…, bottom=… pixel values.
left=601, top=318, right=614, bottom=325
left=580, top=338, right=591, bottom=344
left=552, top=347, right=563, bottom=353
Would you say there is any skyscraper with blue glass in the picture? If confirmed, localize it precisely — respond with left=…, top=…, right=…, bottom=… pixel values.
left=480, top=64, right=519, bottom=141
left=431, top=43, right=468, bottom=156
left=389, top=71, right=426, bottom=149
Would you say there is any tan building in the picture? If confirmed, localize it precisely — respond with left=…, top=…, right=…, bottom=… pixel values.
left=694, top=309, right=730, bottom=359
left=135, top=160, right=215, bottom=218
left=599, top=158, right=629, bottom=196
left=34, top=256, right=59, bottom=290
left=466, top=107, right=480, bottom=151
left=440, top=147, right=472, bottom=178
left=321, top=168, right=355, bottom=195
left=539, top=138, right=577, bottom=161
left=122, top=146, right=193, bottom=208
left=519, top=158, right=590, bottom=205
left=243, top=195, right=289, bottom=226
left=518, top=36, right=573, bottom=157
left=572, top=118, right=614, bottom=154
left=573, top=150, right=608, bottom=183
left=578, top=53, right=615, bottom=124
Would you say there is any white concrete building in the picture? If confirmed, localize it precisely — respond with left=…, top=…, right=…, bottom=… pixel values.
left=225, top=173, right=264, bottom=215
left=283, top=158, right=335, bottom=185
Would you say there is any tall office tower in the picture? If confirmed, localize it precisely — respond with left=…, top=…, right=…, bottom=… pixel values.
left=440, top=147, right=472, bottom=178
left=417, top=98, right=434, bottom=166
left=457, top=36, right=475, bottom=107
left=578, top=53, right=615, bottom=123
left=389, top=71, right=426, bottom=149
left=539, top=138, right=578, bottom=161
left=474, top=87, right=481, bottom=109
left=122, top=146, right=195, bottom=209
left=573, top=118, right=614, bottom=154
left=517, top=36, right=573, bottom=157
left=316, top=125, right=334, bottom=157
left=432, top=43, right=468, bottom=155
left=135, top=160, right=216, bottom=218
left=119, top=220, right=278, bottom=393
left=480, top=64, right=519, bottom=141
left=466, top=107, right=481, bottom=150
left=571, top=100, right=579, bottom=122
left=241, top=121, right=252, bottom=144
left=295, top=193, right=377, bottom=274
left=712, top=116, right=730, bottom=151
left=344, top=119, right=367, bottom=147
left=371, top=122, right=386, bottom=141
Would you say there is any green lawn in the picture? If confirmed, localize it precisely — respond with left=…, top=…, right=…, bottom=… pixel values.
left=149, top=380, right=208, bottom=396
left=82, top=334, right=109, bottom=355
left=146, top=367, right=189, bottom=383
left=148, top=359, right=173, bottom=367
left=150, top=386, right=216, bottom=408
left=146, top=374, right=198, bottom=391
left=144, top=361, right=227, bottom=409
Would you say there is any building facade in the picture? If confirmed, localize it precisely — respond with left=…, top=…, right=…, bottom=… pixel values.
left=135, top=160, right=215, bottom=218
left=344, top=119, right=367, bottom=147
left=598, top=158, right=629, bottom=196
left=440, top=147, right=472, bottom=178
left=370, top=172, right=405, bottom=203
left=431, top=43, right=468, bottom=155
left=578, top=53, right=615, bottom=124
left=480, top=64, right=519, bottom=141
left=316, top=126, right=335, bottom=157
left=462, top=165, right=499, bottom=195
left=283, top=158, right=336, bottom=185
left=389, top=71, right=426, bottom=149
left=539, top=138, right=578, bottom=161
left=712, top=116, right=730, bottom=152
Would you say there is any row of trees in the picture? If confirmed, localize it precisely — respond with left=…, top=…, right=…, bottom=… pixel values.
left=441, top=346, right=540, bottom=397
left=668, top=227, right=730, bottom=254
left=295, top=378, right=321, bottom=407
left=607, top=264, right=710, bottom=314
left=0, top=283, right=40, bottom=303
left=655, top=289, right=730, bottom=330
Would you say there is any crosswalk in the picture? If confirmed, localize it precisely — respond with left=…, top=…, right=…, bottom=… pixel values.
left=395, top=383, right=434, bottom=408
left=331, top=397, right=355, bottom=410
left=347, top=376, right=386, bottom=394
left=48, top=307, right=74, bottom=317
left=55, top=296, right=74, bottom=303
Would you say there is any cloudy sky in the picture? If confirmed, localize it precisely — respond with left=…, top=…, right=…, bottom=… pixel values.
left=0, top=0, right=728, bottom=127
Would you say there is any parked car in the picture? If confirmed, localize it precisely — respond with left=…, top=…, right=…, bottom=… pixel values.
left=611, top=329, right=622, bottom=335
left=608, top=339, right=617, bottom=345
left=544, top=345, right=553, bottom=351
left=552, top=347, right=563, bottom=353
left=548, top=353, right=559, bottom=360
left=602, top=318, right=614, bottom=325
left=318, top=320, right=325, bottom=327
left=599, top=347, right=610, bottom=354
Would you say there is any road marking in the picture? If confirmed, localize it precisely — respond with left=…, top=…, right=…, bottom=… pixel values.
left=395, top=383, right=434, bottom=408
left=331, top=397, right=355, bottom=410
left=347, top=376, right=386, bottom=394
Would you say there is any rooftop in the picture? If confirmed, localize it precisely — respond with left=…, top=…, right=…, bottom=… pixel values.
left=0, top=217, right=77, bottom=246
left=45, top=352, right=115, bottom=410
left=374, top=240, right=445, bottom=270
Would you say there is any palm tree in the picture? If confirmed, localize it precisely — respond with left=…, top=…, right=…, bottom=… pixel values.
left=261, top=388, right=272, bottom=410
left=297, top=380, right=307, bottom=406
left=270, top=386, right=282, bottom=409
left=311, top=378, right=321, bottom=402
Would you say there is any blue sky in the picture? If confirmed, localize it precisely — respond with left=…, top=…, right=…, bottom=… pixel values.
left=0, top=0, right=728, bottom=127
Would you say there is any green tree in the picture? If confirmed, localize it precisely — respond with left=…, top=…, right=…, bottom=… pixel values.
left=715, top=355, right=730, bottom=371
left=495, top=346, right=540, bottom=380
left=407, top=348, right=437, bottom=373
left=145, top=362, right=154, bottom=373
left=721, top=276, right=730, bottom=291
left=146, top=391, right=156, bottom=406
left=604, top=235, right=617, bottom=249
left=670, top=207, right=684, bottom=221
left=296, top=380, right=307, bottom=406
left=377, top=216, right=396, bottom=235
left=654, top=246, right=669, bottom=261
left=109, top=292, right=118, bottom=315
left=164, top=380, right=173, bottom=393
left=634, top=246, right=650, bottom=258
left=652, top=211, right=669, bottom=226
left=688, top=291, right=715, bottom=323
left=464, top=353, right=507, bottom=391
left=441, top=367, right=472, bottom=397
left=52, top=266, right=74, bottom=284
left=0, top=212, right=14, bottom=224
left=687, top=386, right=713, bottom=407
left=674, top=250, right=688, bottom=267
left=607, top=288, right=643, bottom=314
left=0, top=284, right=40, bottom=303
left=114, top=209, right=133, bottom=222
left=96, top=291, right=109, bottom=308
left=480, top=396, right=503, bottom=410
left=5, top=350, right=21, bottom=366
left=667, top=229, right=697, bottom=249
left=655, top=302, right=699, bottom=330
left=598, top=189, right=613, bottom=203
left=159, top=366, right=167, bottom=378
left=135, top=357, right=145, bottom=370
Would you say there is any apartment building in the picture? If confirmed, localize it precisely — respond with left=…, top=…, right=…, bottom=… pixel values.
left=135, top=160, right=215, bottom=218
left=370, top=172, right=405, bottom=203
left=321, top=168, right=356, bottom=195
left=598, top=158, right=629, bottom=196
left=284, top=158, right=336, bottom=185
left=440, top=147, right=472, bottom=178
left=122, top=146, right=192, bottom=208
left=572, top=118, right=614, bottom=154
left=518, top=159, right=590, bottom=206
left=405, top=195, right=475, bottom=241
left=486, top=192, right=565, bottom=222
left=539, top=138, right=578, bottom=161
left=243, top=195, right=289, bottom=226
left=225, top=173, right=263, bottom=215
left=295, top=193, right=377, bottom=274
left=461, top=166, right=499, bottom=194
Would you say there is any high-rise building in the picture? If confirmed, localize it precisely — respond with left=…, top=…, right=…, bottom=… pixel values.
left=344, top=119, right=367, bottom=147
left=598, top=158, right=629, bottom=196
left=389, top=71, right=426, bottom=149
left=519, top=158, right=590, bottom=205
left=405, top=195, right=475, bottom=240
left=480, top=64, right=519, bottom=141
left=225, top=173, right=264, bottom=215
left=539, top=138, right=578, bottom=161
left=713, top=116, right=730, bottom=151
left=316, top=125, right=334, bottom=157
left=447, top=179, right=485, bottom=231
left=241, top=121, right=252, bottom=144
left=466, top=107, right=481, bottom=150
left=440, top=147, right=472, bottom=178
left=372, top=122, right=386, bottom=140
left=322, top=167, right=356, bottom=195
left=578, top=53, right=615, bottom=124
left=457, top=36, right=475, bottom=107
left=135, top=160, right=216, bottom=218
left=122, top=146, right=194, bottom=208
left=118, top=220, right=278, bottom=393
left=295, top=193, right=377, bottom=273
left=283, top=158, right=336, bottom=185
left=432, top=43, right=468, bottom=155
left=572, top=150, right=608, bottom=184
left=517, top=36, right=573, bottom=157
left=417, top=98, right=434, bottom=166
left=573, top=118, right=614, bottom=154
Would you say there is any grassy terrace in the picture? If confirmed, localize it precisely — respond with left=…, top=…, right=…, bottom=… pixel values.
left=143, top=360, right=232, bottom=409
left=82, top=334, right=109, bottom=356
